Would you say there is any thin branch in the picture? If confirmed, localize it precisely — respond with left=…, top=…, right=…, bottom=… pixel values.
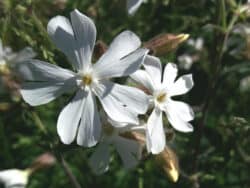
left=192, top=0, right=239, bottom=171
left=30, top=111, right=82, bottom=188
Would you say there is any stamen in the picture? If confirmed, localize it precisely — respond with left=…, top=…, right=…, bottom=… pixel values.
left=82, top=74, right=92, bottom=86
left=157, top=92, right=167, bottom=103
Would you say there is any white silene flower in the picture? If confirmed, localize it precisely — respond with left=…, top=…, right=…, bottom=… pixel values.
left=0, top=39, right=36, bottom=72
left=89, top=119, right=141, bottom=174
left=131, top=55, right=194, bottom=154
left=19, top=9, right=149, bottom=147
left=0, top=169, right=31, bottom=188
left=127, top=0, right=145, bottom=15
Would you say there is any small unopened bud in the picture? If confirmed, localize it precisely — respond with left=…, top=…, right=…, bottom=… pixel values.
left=156, top=147, right=180, bottom=182
left=120, top=131, right=146, bottom=144
left=0, top=62, right=10, bottom=75
left=93, top=41, right=108, bottom=60
left=53, top=0, right=67, bottom=10
left=29, top=152, right=56, bottom=173
left=144, top=33, right=189, bottom=56
left=15, top=5, right=27, bottom=14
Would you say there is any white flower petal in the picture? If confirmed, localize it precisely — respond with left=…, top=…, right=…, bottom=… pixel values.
left=113, top=136, right=140, bottom=169
left=94, top=48, right=148, bottom=79
left=130, top=70, right=154, bottom=93
left=127, top=0, right=144, bottom=15
left=11, top=47, right=36, bottom=64
left=95, top=81, right=141, bottom=125
left=0, top=169, right=29, bottom=187
left=18, top=60, right=75, bottom=81
left=96, top=30, right=141, bottom=65
left=70, top=9, right=96, bottom=71
left=47, top=15, right=80, bottom=70
left=169, top=74, right=194, bottom=96
left=21, top=79, right=76, bottom=106
left=94, top=81, right=149, bottom=125
left=167, top=100, right=194, bottom=122
left=77, top=92, right=101, bottom=147
left=89, top=142, right=110, bottom=175
left=165, top=102, right=194, bottom=132
left=143, top=55, right=162, bottom=88
left=57, top=90, right=86, bottom=144
left=162, top=63, right=178, bottom=88
left=146, top=108, right=166, bottom=154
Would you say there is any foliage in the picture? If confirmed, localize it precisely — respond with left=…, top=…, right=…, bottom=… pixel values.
left=0, top=0, right=250, bottom=187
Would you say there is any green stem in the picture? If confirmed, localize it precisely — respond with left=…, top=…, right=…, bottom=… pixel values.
left=193, top=1, right=239, bottom=171
left=30, top=111, right=82, bottom=188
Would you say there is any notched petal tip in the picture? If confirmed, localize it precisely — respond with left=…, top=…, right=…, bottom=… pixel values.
left=184, top=74, right=194, bottom=89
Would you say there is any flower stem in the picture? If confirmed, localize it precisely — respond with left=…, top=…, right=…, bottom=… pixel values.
left=192, top=0, right=239, bottom=171
left=30, top=111, right=83, bottom=188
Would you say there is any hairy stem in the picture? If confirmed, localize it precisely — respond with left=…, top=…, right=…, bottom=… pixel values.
left=31, top=111, right=83, bottom=188
left=193, top=0, right=239, bottom=171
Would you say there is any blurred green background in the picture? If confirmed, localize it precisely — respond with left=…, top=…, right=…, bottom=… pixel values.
left=0, top=0, right=250, bottom=187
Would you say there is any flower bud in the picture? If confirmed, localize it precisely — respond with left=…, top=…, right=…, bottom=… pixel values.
left=156, top=146, right=180, bottom=182
left=144, top=33, right=189, bottom=56
left=29, top=152, right=56, bottom=173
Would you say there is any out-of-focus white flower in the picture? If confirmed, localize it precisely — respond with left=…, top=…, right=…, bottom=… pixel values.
left=131, top=55, right=194, bottom=154
left=233, top=24, right=250, bottom=36
left=240, top=75, right=250, bottom=92
left=127, top=0, right=146, bottom=15
left=238, top=1, right=250, bottom=16
left=19, top=9, right=149, bottom=147
left=89, top=119, right=142, bottom=174
left=0, top=169, right=31, bottom=188
left=178, top=54, right=193, bottom=70
left=0, top=39, right=36, bottom=74
left=230, top=24, right=250, bottom=59
left=177, top=37, right=204, bottom=70
left=187, top=37, right=204, bottom=51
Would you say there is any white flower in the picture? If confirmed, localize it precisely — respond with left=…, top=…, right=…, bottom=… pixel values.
left=178, top=54, right=193, bottom=70
left=89, top=119, right=141, bottom=174
left=240, top=75, right=250, bottom=92
left=131, top=55, right=194, bottom=154
left=19, top=9, right=149, bottom=147
left=0, top=169, right=31, bottom=188
left=187, top=37, right=204, bottom=51
left=0, top=39, right=36, bottom=77
left=127, top=0, right=145, bottom=15
left=0, top=39, right=36, bottom=69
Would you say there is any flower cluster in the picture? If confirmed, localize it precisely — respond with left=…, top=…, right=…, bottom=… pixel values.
left=18, top=9, right=194, bottom=174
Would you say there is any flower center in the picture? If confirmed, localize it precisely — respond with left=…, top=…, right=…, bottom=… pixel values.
left=82, top=74, right=93, bottom=86
left=156, top=92, right=167, bottom=103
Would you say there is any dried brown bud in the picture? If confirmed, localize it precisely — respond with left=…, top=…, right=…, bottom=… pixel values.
left=93, top=41, right=108, bottom=60
left=156, top=146, right=180, bottom=183
left=29, top=152, right=56, bottom=173
left=53, top=0, right=67, bottom=10
left=120, top=131, right=146, bottom=144
left=144, top=33, right=189, bottom=56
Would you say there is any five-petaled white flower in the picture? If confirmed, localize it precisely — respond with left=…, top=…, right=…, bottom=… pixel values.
left=89, top=119, right=141, bottom=174
left=0, top=169, right=31, bottom=188
left=131, top=55, right=194, bottom=154
left=19, top=9, right=149, bottom=147
left=0, top=39, right=36, bottom=72
left=127, top=0, right=145, bottom=15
